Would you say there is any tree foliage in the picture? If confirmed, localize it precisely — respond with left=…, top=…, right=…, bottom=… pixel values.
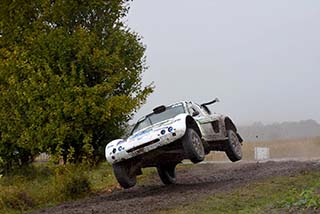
left=0, top=0, right=153, bottom=171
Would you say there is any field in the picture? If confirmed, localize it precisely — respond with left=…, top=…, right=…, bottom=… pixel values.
left=206, top=137, right=320, bottom=161
left=0, top=138, right=319, bottom=214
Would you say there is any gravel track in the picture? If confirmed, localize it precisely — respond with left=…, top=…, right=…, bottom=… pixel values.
left=33, top=160, right=320, bottom=214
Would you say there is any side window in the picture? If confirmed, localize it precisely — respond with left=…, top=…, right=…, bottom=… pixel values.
left=191, top=104, right=203, bottom=117
left=192, top=104, right=200, bottom=112
left=194, top=104, right=211, bottom=116
left=187, top=103, right=197, bottom=116
left=187, top=103, right=196, bottom=115
left=188, top=103, right=207, bottom=117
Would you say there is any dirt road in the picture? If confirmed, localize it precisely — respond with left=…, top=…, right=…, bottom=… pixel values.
left=34, top=160, right=320, bottom=214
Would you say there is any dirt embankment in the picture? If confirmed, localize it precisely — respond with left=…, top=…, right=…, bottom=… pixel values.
left=33, top=160, right=320, bottom=214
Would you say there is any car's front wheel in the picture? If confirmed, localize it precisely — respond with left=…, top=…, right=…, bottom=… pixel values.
left=157, top=163, right=177, bottom=185
left=182, top=128, right=205, bottom=163
left=225, top=130, right=242, bottom=162
left=113, top=161, right=137, bottom=189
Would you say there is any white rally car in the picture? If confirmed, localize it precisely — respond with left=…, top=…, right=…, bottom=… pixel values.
left=105, top=98, right=243, bottom=188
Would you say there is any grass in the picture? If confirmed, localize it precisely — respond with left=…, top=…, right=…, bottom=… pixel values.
left=157, top=171, right=320, bottom=214
left=206, top=137, right=320, bottom=161
left=0, top=162, right=156, bottom=214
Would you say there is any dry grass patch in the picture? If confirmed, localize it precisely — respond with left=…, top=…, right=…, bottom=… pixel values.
left=206, top=138, right=320, bottom=162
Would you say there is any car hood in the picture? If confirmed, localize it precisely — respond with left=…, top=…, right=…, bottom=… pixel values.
left=127, top=118, right=175, bottom=142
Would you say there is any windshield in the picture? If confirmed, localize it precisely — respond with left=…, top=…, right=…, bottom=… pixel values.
left=131, top=103, right=185, bottom=134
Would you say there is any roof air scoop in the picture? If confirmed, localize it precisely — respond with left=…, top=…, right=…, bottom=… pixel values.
left=153, top=105, right=166, bottom=114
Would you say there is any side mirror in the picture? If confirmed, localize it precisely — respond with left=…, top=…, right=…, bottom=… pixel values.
left=192, top=110, right=200, bottom=117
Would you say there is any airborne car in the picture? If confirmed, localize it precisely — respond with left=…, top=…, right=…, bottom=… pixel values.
left=105, top=98, right=243, bottom=188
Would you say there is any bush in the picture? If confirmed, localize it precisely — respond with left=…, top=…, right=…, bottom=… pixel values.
left=53, top=165, right=91, bottom=200
left=0, top=163, right=92, bottom=212
left=64, top=174, right=91, bottom=199
left=0, top=187, right=35, bottom=211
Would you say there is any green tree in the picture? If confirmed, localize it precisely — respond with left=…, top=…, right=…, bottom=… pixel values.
left=0, top=0, right=153, bottom=171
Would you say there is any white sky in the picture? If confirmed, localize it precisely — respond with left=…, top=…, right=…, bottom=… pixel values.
left=126, top=0, right=320, bottom=125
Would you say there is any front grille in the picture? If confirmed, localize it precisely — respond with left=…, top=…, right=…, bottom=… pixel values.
left=126, top=138, right=160, bottom=153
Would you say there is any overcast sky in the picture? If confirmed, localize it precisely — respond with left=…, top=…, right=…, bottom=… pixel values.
left=126, top=0, right=320, bottom=125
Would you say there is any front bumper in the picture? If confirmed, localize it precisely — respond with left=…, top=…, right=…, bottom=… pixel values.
left=106, top=129, right=184, bottom=164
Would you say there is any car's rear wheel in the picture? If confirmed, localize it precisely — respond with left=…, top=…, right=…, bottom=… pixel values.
left=182, top=128, right=205, bottom=163
left=113, top=162, right=137, bottom=189
left=157, top=163, right=177, bottom=185
left=225, top=130, right=242, bottom=162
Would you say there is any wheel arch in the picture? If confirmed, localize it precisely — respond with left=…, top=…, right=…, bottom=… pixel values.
left=224, top=117, right=243, bottom=143
left=224, top=117, right=237, bottom=132
left=185, top=116, right=202, bottom=137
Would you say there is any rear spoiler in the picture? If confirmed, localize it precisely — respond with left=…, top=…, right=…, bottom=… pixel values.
left=200, top=98, right=220, bottom=114
left=201, top=98, right=220, bottom=107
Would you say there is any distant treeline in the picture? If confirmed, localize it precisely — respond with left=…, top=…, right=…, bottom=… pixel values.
left=238, top=120, right=320, bottom=142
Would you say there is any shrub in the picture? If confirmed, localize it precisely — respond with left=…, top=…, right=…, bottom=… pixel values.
left=0, top=187, right=35, bottom=211
left=53, top=165, right=91, bottom=200
left=64, top=174, right=91, bottom=199
left=0, top=163, right=93, bottom=213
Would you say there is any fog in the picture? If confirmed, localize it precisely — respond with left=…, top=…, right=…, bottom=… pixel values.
left=126, top=0, right=320, bottom=125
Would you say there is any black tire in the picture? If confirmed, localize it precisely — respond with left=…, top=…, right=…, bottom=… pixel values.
left=225, top=130, right=242, bottom=162
left=113, top=162, right=137, bottom=189
left=182, top=128, right=205, bottom=163
left=157, top=164, right=177, bottom=185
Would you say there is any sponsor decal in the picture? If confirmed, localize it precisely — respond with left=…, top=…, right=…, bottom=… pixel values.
left=106, top=144, right=114, bottom=149
left=129, top=129, right=151, bottom=140
left=154, top=126, right=168, bottom=132
left=117, top=140, right=125, bottom=145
